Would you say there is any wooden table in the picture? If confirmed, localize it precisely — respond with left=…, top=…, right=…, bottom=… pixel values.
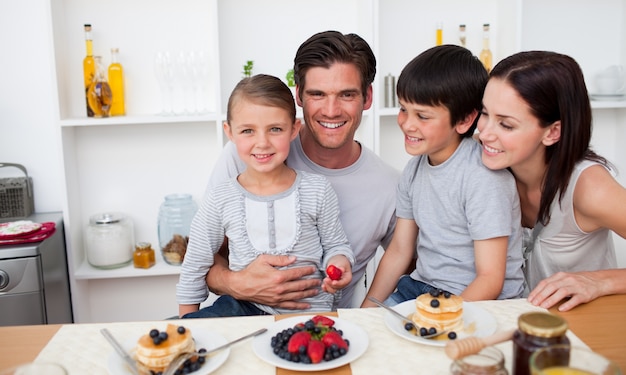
left=0, top=296, right=624, bottom=372
left=549, top=294, right=626, bottom=369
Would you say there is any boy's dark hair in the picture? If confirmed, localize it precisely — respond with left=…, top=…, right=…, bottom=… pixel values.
left=397, top=45, right=487, bottom=138
left=293, top=31, right=376, bottom=103
left=226, top=74, right=296, bottom=124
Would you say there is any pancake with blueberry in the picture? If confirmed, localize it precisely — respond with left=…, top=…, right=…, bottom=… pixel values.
left=411, top=290, right=463, bottom=333
left=134, top=324, right=195, bottom=373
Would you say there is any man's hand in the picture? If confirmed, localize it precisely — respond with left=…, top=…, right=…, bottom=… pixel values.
left=207, top=253, right=320, bottom=310
left=527, top=271, right=604, bottom=311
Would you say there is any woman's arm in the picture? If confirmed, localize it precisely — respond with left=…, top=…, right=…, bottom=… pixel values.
left=528, top=165, right=626, bottom=311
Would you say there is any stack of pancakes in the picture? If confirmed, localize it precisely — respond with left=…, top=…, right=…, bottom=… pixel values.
left=411, top=292, right=464, bottom=332
left=134, top=324, right=195, bottom=374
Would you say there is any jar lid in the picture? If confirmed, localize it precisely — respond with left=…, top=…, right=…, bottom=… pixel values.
left=518, top=312, right=568, bottom=337
left=136, top=242, right=151, bottom=250
left=90, top=212, right=125, bottom=225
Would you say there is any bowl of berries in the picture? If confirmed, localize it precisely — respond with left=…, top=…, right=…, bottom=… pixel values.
left=252, top=315, right=368, bottom=371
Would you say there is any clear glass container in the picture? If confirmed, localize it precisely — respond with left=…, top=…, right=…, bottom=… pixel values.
left=158, top=193, right=197, bottom=265
left=450, top=346, right=508, bottom=375
left=85, top=212, right=134, bottom=269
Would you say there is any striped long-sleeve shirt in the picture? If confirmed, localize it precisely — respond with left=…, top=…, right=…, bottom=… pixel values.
left=177, top=170, right=355, bottom=314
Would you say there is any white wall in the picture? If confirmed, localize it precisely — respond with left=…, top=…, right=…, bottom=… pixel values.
left=0, top=0, right=64, bottom=214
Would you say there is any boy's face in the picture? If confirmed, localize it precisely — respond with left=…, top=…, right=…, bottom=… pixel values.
left=397, top=99, right=465, bottom=166
left=224, top=98, right=299, bottom=175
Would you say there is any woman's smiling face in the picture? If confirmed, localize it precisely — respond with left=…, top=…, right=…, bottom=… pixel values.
left=477, top=78, right=556, bottom=171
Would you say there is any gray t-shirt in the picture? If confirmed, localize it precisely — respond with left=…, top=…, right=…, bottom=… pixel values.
left=399, top=138, right=524, bottom=299
left=206, top=135, right=399, bottom=307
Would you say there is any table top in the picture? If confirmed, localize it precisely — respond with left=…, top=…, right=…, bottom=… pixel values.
left=0, top=296, right=624, bottom=374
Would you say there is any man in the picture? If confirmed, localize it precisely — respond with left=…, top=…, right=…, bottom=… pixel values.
left=204, top=31, right=399, bottom=309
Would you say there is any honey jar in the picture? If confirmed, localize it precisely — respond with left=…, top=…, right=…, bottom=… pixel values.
left=133, top=242, right=156, bottom=269
left=512, top=312, right=569, bottom=375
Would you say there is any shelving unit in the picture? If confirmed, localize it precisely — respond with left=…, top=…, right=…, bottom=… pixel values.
left=47, top=0, right=626, bottom=323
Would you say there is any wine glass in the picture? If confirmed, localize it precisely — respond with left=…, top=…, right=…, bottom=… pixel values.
left=154, top=51, right=175, bottom=116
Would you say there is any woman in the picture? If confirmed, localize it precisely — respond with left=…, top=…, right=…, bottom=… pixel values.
left=477, top=51, right=626, bottom=311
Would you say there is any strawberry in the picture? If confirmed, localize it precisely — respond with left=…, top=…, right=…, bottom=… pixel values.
left=287, top=331, right=311, bottom=354
left=321, top=330, right=348, bottom=350
left=307, top=340, right=325, bottom=364
left=326, top=265, right=342, bottom=281
left=311, top=315, right=335, bottom=328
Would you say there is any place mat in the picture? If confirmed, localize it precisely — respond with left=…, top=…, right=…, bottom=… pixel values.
left=342, top=299, right=588, bottom=375
left=33, top=299, right=589, bottom=374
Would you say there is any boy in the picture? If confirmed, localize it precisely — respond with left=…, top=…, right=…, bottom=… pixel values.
left=362, top=45, right=524, bottom=307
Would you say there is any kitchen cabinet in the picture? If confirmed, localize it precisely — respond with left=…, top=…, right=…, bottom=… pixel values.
left=47, top=0, right=626, bottom=322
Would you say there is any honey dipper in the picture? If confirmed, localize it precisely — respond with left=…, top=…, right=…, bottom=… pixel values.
left=444, top=329, right=515, bottom=359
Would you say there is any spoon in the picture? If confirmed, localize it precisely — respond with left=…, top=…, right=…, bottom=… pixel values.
left=100, top=328, right=139, bottom=375
left=367, top=296, right=449, bottom=339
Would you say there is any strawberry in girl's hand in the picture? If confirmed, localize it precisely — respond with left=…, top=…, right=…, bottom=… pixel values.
left=326, top=265, right=342, bottom=281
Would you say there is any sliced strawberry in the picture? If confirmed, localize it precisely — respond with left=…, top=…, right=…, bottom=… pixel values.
left=307, top=340, right=325, bottom=364
left=321, top=330, right=348, bottom=350
left=311, top=315, right=335, bottom=328
left=326, top=265, right=342, bottom=281
left=287, top=331, right=311, bottom=354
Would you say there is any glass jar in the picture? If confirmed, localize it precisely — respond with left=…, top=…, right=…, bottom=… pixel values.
left=512, top=312, right=570, bottom=375
left=86, top=212, right=134, bottom=269
left=157, top=193, right=197, bottom=265
left=133, top=242, right=156, bottom=269
left=450, top=346, right=508, bottom=375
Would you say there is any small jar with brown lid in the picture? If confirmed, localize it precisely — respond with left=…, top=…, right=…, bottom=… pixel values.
left=512, top=312, right=569, bottom=375
left=133, top=242, right=156, bottom=269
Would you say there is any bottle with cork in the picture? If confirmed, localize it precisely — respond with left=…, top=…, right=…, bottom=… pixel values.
left=479, top=23, right=493, bottom=73
left=83, top=24, right=95, bottom=117
left=108, top=48, right=126, bottom=116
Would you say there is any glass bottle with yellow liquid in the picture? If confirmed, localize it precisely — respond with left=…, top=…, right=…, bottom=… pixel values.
left=87, top=56, right=112, bottom=117
left=436, top=22, right=443, bottom=46
left=83, top=24, right=95, bottom=117
left=108, top=48, right=126, bottom=116
left=479, top=23, right=493, bottom=73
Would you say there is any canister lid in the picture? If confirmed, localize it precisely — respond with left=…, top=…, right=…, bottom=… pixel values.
left=518, top=312, right=568, bottom=337
left=90, top=212, right=125, bottom=225
left=135, top=242, right=151, bottom=250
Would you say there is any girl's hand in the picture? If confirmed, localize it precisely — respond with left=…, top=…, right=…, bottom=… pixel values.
left=322, top=256, right=353, bottom=294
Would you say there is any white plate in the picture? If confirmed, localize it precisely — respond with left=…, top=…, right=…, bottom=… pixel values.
left=252, top=315, right=368, bottom=371
left=384, top=300, right=497, bottom=347
left=590, top=93, right=625, bottom=101
left=107, top=328, right=229, bottom=374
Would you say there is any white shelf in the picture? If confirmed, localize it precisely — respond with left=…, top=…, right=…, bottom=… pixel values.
left=591, top=100, right=626, bottom=109
left=59, top=113, right=219, bottom=127
left=74, top=256, right=180, bottom=280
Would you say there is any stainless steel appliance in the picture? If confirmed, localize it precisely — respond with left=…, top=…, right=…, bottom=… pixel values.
left=0, top=212, right=73, bottom=325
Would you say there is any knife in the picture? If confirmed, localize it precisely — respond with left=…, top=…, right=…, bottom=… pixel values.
left=101, top=328, right=139, bottom=374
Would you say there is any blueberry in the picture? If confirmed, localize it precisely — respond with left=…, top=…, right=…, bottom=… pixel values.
left=448, top=331, right=457, bottom=340
left=428, top=327, right=437, bottom=335
left=158, top=331, right=168, bottom=341
left=443, top=291, right=451, bottom=298
left=404, top=322, right=415, bottom=331
left=430, top=299, right=440, bottom=308
left=177, top=326, right=186, bottom=334
left=149, top=329, right=159, bottom=338
left=419, top=327, right=428, bottom=336
left=430, top=289, right=440, bottom=297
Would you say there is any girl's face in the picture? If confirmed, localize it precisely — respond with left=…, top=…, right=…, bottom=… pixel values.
left=477, top=78, right=558, bottom=172
left=397, top=99, right=469, bottom=166
left=225, top=98, right=299, bottom=175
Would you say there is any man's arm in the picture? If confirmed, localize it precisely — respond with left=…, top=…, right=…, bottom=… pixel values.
left=206, top=239, right=322, bottom=310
